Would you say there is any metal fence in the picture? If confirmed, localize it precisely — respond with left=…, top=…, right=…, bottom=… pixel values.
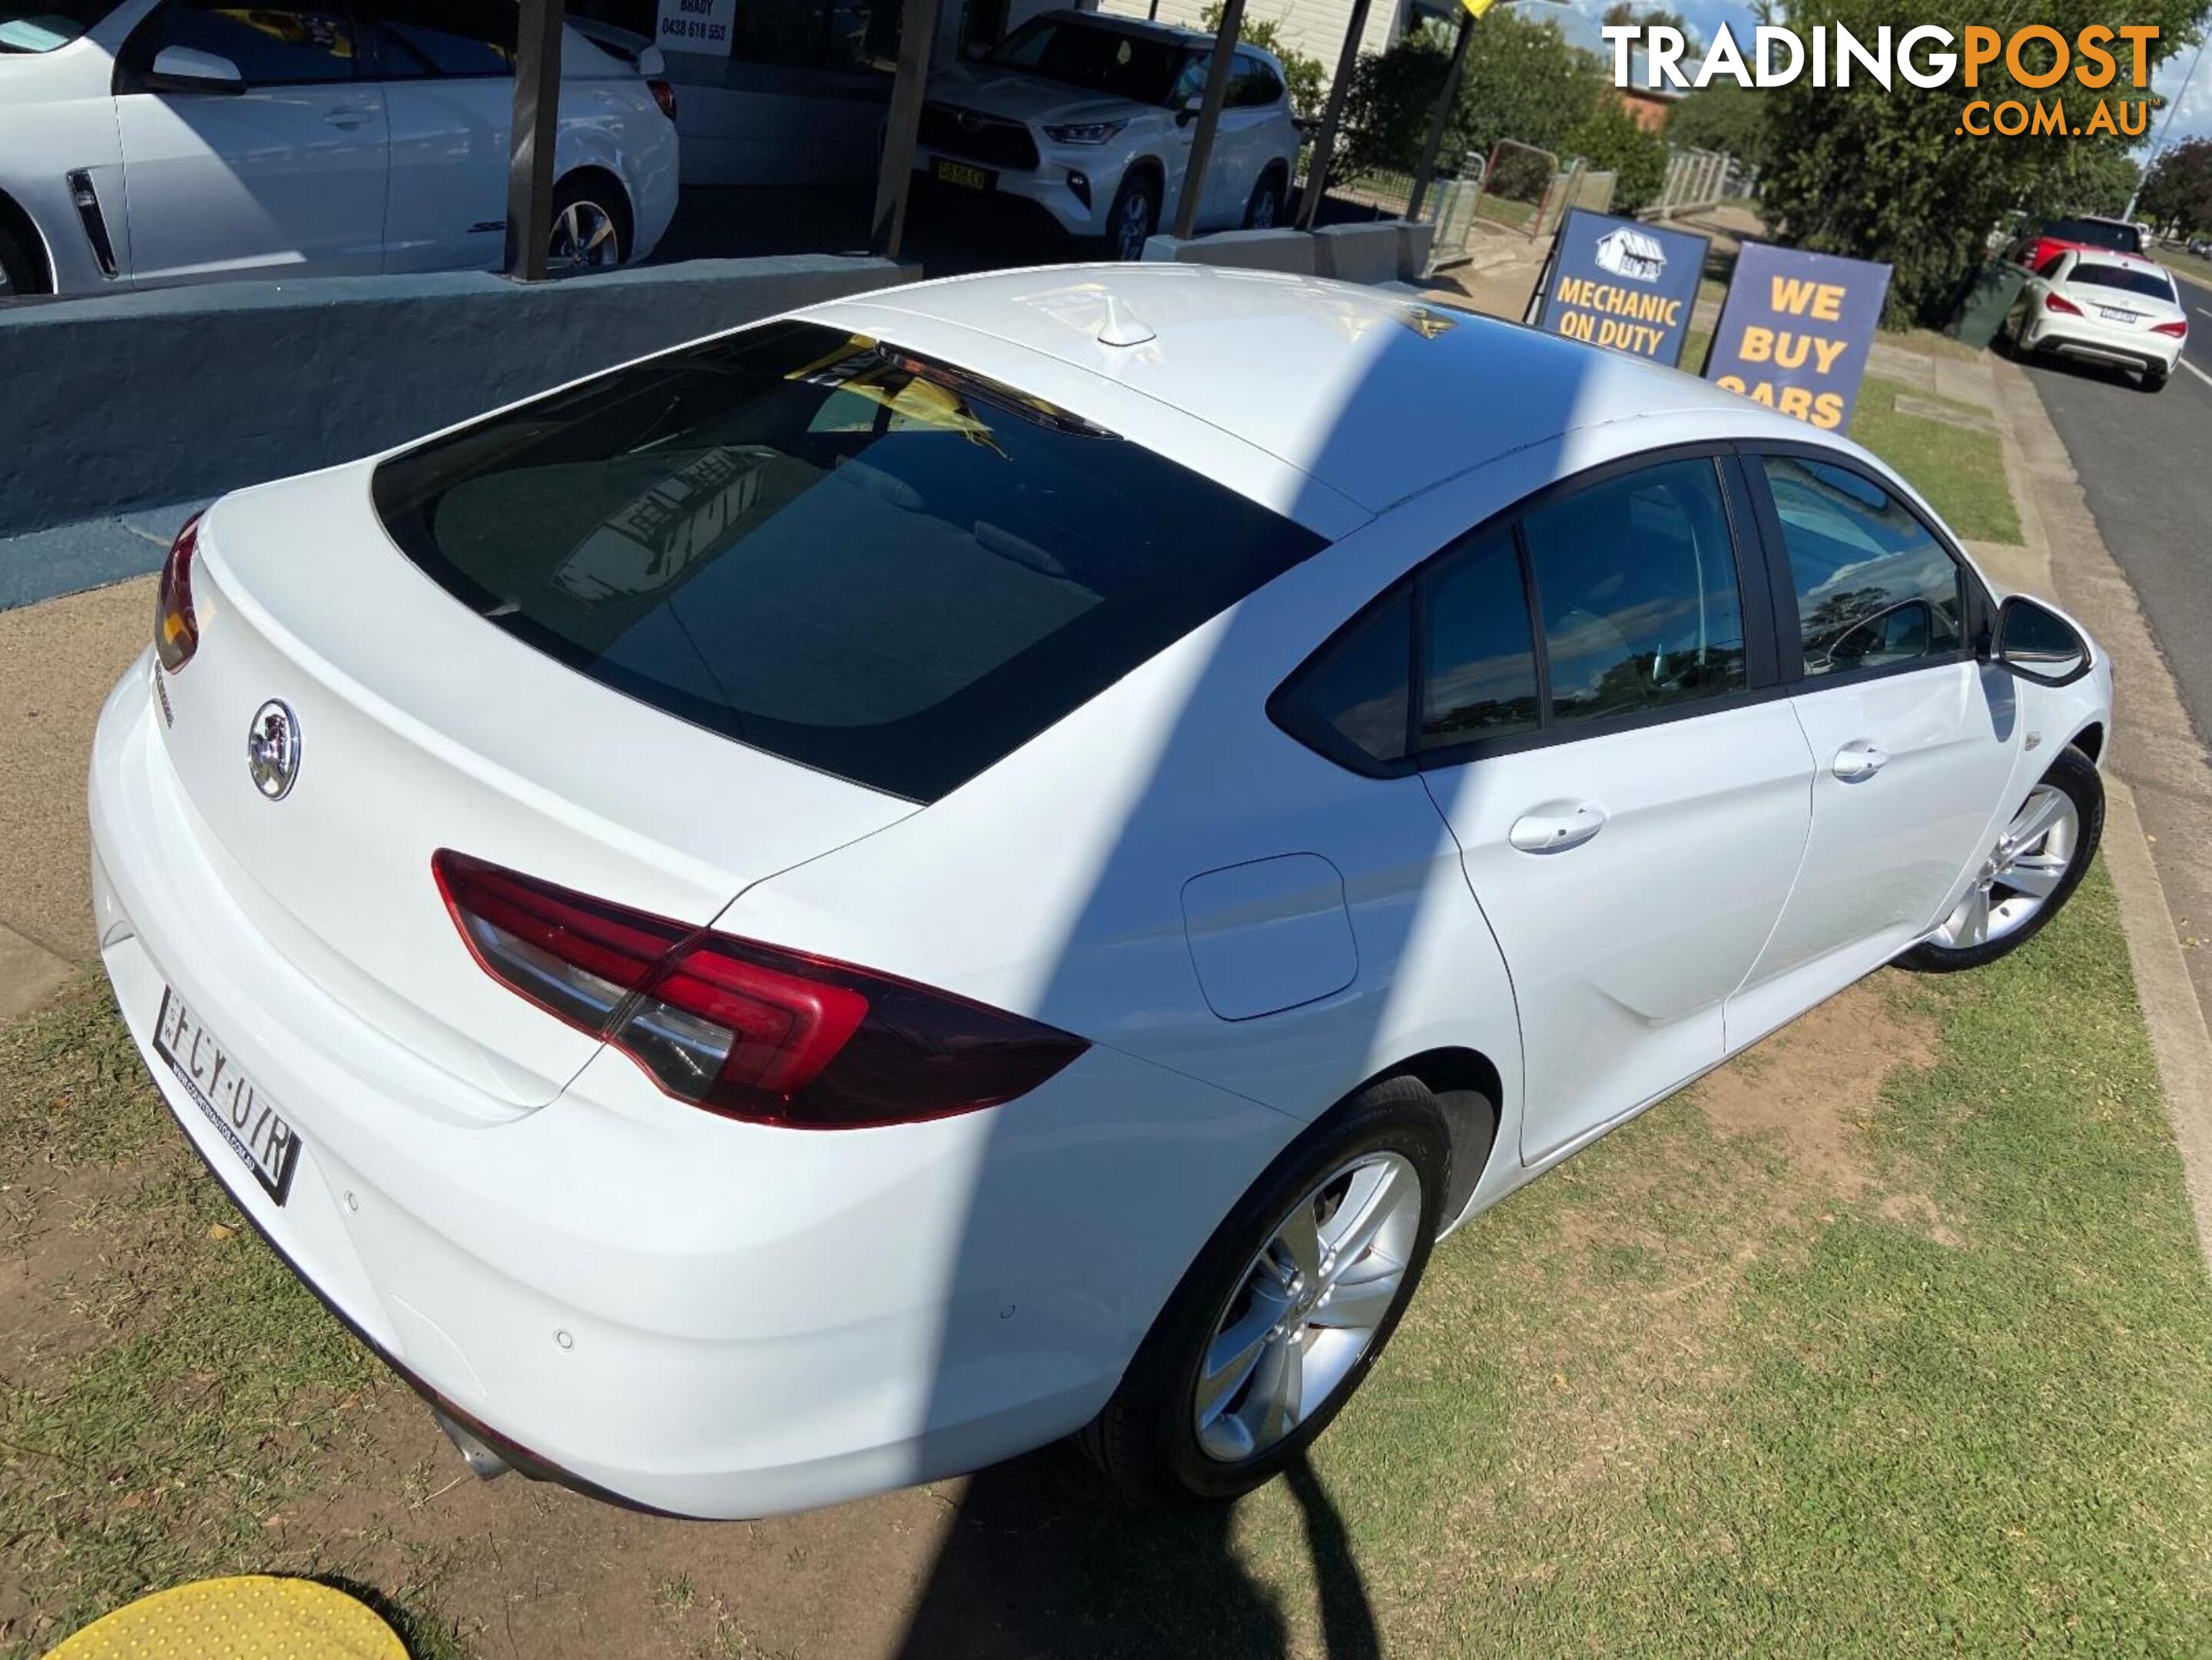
left=1643, top=148, right=1747, bottom=221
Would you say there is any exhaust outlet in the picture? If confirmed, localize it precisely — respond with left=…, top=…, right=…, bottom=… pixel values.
left=431, top=1406, right=512, bottom=1481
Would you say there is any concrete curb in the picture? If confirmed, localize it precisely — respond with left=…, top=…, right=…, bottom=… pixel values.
left=1982, top=352, right=2212, bottom=1269
left=2101, top=779, right=2212, bottom=1261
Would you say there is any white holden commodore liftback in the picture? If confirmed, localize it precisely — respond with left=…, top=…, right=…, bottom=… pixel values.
left=90, top=265, right=2112, bottom=1517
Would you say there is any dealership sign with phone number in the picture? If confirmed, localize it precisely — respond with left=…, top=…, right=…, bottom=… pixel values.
left=658, top=0, right=736, bottom=57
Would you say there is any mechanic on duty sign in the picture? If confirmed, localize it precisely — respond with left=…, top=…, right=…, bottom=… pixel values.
left=1703, top=244, right=1892, bottom=432
left=1536, top=209, right=1710, bottom=369
left=658, top=0, right=735, bottom=56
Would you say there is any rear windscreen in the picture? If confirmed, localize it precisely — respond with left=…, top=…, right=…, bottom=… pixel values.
left=373, top=320, right=1326, bottom=802
left=2070, top=262, right=2175, bottom=302
left=2046, top=217, right=2139, bottom=254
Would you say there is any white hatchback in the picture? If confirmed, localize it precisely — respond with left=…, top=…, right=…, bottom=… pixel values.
left=2005, top=248, right=2189, bottom=390
left=0, top=0, right=679, bottom=297
left=90, top=267, right=2112, bottom=1518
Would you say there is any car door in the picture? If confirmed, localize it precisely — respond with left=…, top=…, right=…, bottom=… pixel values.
left=358, top=0, right=518, bottom=273
left=1724, top=448, right=2019, bottom=1047
left=1415, top=454, right=1815, bottom=1163
left=112, top=0, right=389, bottom=285
left=1208, top=51, right=1278, bottom=224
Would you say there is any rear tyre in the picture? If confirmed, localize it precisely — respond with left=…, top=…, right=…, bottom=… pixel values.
left=0, top=221, right=41, bottom=298
left=2143, top=366, right=2170, bottom=393
left=546, top=174, right=631, bottom=274
left=1243, top=169, right=1285, bottom=230
left=1896, top=746, right=2103, bottom=974
left=1078, top=1075, right=1449, bottom=1506
left=1103, top=172, right=1159, bottom=262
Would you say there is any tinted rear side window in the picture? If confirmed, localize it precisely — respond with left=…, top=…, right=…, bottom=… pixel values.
left=373, top=321, right=1326, bottom=802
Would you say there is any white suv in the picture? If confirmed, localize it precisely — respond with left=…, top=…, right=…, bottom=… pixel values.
left=915, top=9, right=1301, bottom=261
left=0, top=0, right=680, bottom=298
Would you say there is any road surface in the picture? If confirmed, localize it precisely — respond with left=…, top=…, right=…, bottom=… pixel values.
left=2016, top=293, right=2212, bottom=745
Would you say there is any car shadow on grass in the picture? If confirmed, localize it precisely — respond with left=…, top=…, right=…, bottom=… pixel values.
left=892, top=1450, right=1377, bottom=1660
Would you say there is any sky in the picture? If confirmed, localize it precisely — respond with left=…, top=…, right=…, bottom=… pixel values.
left=1565, top=0, right=2212, bottom=153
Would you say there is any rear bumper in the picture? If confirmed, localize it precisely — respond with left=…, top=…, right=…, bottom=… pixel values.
left=88, top=659, right=1296, bottom=1517
left=2019, top=313, right=2182, bottom=374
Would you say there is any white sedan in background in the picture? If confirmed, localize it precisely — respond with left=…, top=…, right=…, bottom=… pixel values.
left=2005, top=248, right=2189, bottom=390
left=0, top=0, right=679, bottom=297
left=91, top=267, right=2111, bottom=1519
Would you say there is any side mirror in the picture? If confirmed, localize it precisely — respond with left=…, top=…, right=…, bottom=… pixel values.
left=963, top=39, right=989, bottom=60
left=148, top=45, right=245, bottom=95
left=1176, top=95, right=1202, bottom=126
left=1990, top=593, right=2091, bottom=686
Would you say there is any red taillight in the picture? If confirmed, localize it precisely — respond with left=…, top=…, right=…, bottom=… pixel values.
left=647, top=78, right=677, bottom=120
left=154, top=513, right=202, bottom=672
left=432, top=851, right=1087, bottom=1127
left=2153, top=319, right=2187, bottom=338
left=2045, top=292, right=2083, bottom=316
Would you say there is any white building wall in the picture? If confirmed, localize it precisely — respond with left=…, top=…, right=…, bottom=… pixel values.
left=1094, top=0, right=1403, bottom=81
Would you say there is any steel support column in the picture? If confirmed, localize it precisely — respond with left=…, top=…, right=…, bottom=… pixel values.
left=1172, top=0, right=1245, bottom=241
left=504, top=0, right=565, bottom=281
left=871, top=0, right=945, bottom=260
left=1406, top=12, right=1474, bottom=223
left=1295, top=0, right=1375, bottom=231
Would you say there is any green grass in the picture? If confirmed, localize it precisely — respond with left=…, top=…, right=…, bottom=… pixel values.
left=0, top=977, right=463, bottom=1660
left=5, top=870, right=2208, bottom=1655
left=1848, top=374, right=2023, bottom=545
left=2160, top=246, right=2212, bottom=293
left=1205, top=866, right=2212, bottom=1652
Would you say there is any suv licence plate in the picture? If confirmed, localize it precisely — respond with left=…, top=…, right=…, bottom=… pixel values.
left=934, top=158, right=995, bottom=191
left=154, top=987, right=302, bottom=1204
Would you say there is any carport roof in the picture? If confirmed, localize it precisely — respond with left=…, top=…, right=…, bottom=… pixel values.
left=809, top=264, right=1757, bottom=513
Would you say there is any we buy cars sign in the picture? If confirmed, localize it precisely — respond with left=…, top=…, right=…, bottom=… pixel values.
left=658, top=0, right=736, bottom=55
left=1535, top=209, right=1709, bottom=369
left=1703, top=244, right=1892, bottom=433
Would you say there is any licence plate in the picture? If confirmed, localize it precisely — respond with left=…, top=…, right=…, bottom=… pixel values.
left=933, top=158, right=994, bottom=191
left=154, top=988, right=301, bottom=1205
left=2098, top=306, right=2137, bottom=324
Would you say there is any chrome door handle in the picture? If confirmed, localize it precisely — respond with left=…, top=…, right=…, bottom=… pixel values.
left=1832, top=740, right=1889, bottom=782
left=1508, top=802, right=1607, bottom=854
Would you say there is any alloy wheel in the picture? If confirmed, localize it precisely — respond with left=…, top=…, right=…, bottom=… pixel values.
left=548, top=201, right=622, bottom=272
left=1249, top=184, right=1278, bottom=229
left=1929, top=783, right=2079, bottom=949
left=1114, top=193, right=1152, bottom=260
left=1192, top=1150, right=1422, bottom=1462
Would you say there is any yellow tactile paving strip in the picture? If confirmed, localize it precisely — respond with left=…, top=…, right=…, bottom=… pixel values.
left=45, top=1576, right=405, bottom=1660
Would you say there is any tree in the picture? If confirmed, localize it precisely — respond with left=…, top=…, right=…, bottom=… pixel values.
left=1663, top=81, right=1771, bottom=170
left=1600, top=2, right=1701, bottom=54
left=2141, top=136, right=2212, bottom=236
left=1756, top=0, right=2193, bottom=327
left=1341, top=12, right=1600, bottom=174
left=1560, top=99, right=1669, bottom=212
left=1200, top=3, right=1327, bottom=122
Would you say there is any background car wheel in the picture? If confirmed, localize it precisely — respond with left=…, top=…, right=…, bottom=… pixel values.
left=1104, top=174, right=1159, bottom=261
left=0, top=221, right=42, bottom=299
left=1897, top=745, right=2103, bottom=974
left=1243, top=170, right=1285, bottom=230
left=546, top=175, right=631, bottom=274
left=1078, top=1074, right=1450, bottom=1506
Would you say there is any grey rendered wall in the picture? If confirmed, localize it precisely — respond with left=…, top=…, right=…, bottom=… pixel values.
left=0, top=255, right=918, bottom=541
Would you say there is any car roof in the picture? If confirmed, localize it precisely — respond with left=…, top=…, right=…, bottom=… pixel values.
left=1028, top=7, right=1215, bottom=48
left=2061, top=250, right=2173, bottom=277
left=805, top=264, right=1785, bottom=515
